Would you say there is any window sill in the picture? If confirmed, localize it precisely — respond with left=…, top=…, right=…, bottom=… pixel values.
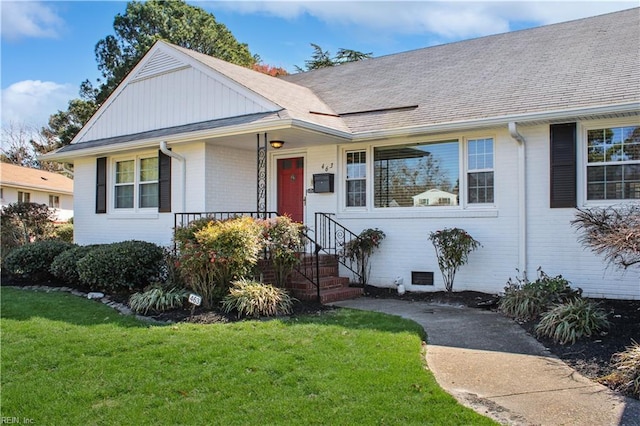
left=337, top=208, right=498, bottom=220
left=106, top=213, right=159, bottom=220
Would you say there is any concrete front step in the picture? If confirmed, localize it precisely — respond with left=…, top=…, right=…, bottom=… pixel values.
left=292, top=286, right=363, bottom=303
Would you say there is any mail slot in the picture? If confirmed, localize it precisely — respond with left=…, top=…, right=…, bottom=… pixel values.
left=313, top=173, right=334, bottom=193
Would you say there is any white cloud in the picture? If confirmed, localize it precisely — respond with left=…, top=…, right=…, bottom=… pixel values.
left=212, top=0, right=637, bottom=40
left=1, top=80, right=77, bottom=128
left=1, top=1, right=64, bottom=41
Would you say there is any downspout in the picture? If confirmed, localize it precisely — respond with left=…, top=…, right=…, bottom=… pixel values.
left=508, top=122, right=527, bottom=275
left=159, top=141, right=186, bottom=212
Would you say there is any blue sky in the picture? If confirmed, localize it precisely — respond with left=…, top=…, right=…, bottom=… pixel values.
left=1, top=0, right=637, bottom=131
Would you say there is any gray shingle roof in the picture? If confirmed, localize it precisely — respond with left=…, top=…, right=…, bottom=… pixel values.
left=283, top=7, right=640, bottom=134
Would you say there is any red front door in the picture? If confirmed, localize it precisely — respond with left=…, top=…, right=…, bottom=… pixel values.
left=277, top=157, right=304, bottom=223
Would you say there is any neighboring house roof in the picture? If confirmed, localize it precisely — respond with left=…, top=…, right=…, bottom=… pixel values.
left=0, top=163, right=73, bottom=195
left=283, top=7, right=639, bottom=134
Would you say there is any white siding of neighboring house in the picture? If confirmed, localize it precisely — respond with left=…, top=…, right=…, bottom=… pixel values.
left=1, top=186, right=73, bottom=222
left=77, top=66, right=272, bottom=144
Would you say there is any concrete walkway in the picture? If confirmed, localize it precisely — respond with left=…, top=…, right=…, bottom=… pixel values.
left=330, top=298, right=640, bottom=426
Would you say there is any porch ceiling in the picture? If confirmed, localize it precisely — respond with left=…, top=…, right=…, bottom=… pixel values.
left=201, top=127, right=350, bottom=151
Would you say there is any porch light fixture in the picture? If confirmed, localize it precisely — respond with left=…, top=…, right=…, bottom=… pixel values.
left=270, top=140, right=285, bottom=149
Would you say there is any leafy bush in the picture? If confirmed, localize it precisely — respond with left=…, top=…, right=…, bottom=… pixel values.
left=535, top=298, right=610, bottom=345
left=221, top=279, right=294, bottom=318
left=176, top=217, right=263, bottom=308
left=1, top=202, right=57, bottom=245
left=129, top=284, right=188, bottom=314
left=53, top=222, right=74, bottom=243
left=3, top=240, right=75, bottom=281
left=429, top=227, right=480, bottom=292
left=76, top=240, right=164, bottom=293
left=600, top=340, right=640, bottom=399
left=345, top=228, right=386, bottom=285
left=259, top=215, right=304, bottom=287
left=50, top=245, right=101, bottom=286
left=499, top=269, right=582, bottom=321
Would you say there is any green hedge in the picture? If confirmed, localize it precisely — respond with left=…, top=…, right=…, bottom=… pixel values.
left=76, top=240, right=164, bottom=293
left=3, top=240, right=75, bottom=282
left=50, top=245, right=101, bottom=286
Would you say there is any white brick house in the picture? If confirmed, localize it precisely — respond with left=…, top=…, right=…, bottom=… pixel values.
left=43, top=9, right=640, bottom=299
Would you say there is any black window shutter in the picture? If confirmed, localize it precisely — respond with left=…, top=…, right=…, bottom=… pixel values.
left=550, top=123, right=577, bottom=208
left=96, top=157, right=107, bottom=214
left=158, top=150, right=172, bottom=213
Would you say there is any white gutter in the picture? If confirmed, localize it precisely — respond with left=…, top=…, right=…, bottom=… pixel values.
left=352, top=102, right=640, bottom=141
left=160, top=141, right=186, bottom=212
left=508, top=122, right=527, bottom=275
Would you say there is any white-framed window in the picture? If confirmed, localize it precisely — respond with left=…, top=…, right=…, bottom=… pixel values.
left=586, top=125, right=640, bottom=201
left=346, top=151, right=367, bottom=207
left=48, top=195, right=60, bottom=208
left=467, top=138, right=494, bottom=204
left=113, top=155, right=158, bottom=210
left=18, top=191, right=30, bottom=203
left=374, top=140, right=459, bottom=208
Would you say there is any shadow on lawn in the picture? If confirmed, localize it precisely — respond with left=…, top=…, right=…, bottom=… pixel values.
left=0, top=286, right=148, bottom=328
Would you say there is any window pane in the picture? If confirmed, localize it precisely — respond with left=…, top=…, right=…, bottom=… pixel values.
left=468, top=138, right=494, bottom=170
left=116, top=160, right=134, bottom=184
left=468, top=171, right=494, bottom=203
left=587, top=126, right=640, bottom=200
left=374, top=140, right=459, bottom=207
left=347, top=151, right=366, bottom=179
left=347, top=180, right=366, bottom=207
left=115, top=185, right=134, bottom=208
left=140, top=157, right=158, bottom=182
left=139, top=183, right=158, bottom=208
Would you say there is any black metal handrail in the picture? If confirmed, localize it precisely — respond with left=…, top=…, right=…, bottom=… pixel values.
left=314, top=212, right=364, bottom=285
left=174, top=211, right=279, bottom=230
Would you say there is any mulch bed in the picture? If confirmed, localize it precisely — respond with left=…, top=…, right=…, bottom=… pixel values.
left=363, top=285, right=640, bottom=399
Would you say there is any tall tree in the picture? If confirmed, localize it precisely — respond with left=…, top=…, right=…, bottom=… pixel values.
left=0, top=122, right=61, bottom=172
left=42, top=0, right=255, bottom=149
left=297, top=43, right=372, bottom=72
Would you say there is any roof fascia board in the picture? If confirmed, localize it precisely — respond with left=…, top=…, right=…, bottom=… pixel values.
left=41, top=119, right=350, bottom=161
left=351, top=102, right=640, bottom=141
left=0, top=182, right=73, bottom=195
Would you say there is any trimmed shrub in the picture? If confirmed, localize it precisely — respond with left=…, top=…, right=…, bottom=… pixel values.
left=222, top=279, right=294, bottom=318
left=600, top=341, right=640, bottom=399
left=76, top=240, right=164, bottom=293
left=50, top=245, right=101, bottom=286
left=129, top=284, right=188, bottom=314
left=3, top=240, right=75, bottom=281
left=499, top=269, right=582, bottom=321
left=177, top=217, right=263, bottom=308
left=535, top=298, right=610, bottom=345
left=53, top=222, right=74, bottom=243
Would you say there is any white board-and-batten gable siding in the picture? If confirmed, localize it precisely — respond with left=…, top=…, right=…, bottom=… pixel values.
left=74, top=44, right=280, bottom=144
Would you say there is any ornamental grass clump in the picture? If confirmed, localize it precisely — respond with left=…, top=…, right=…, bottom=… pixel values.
left=345, top=228, right=386, bottom=285
left=499, top=269, right=582, bottom=321
left=600, top=340, right=640, bottom=399
left=259, top=215, right=304, bottom=287
left=429, top=228, right=480, bottom=292
left=535, top=298, right=610, bottom=345
left=221, top=279, right=294, bottom=318
left=129, top=284, right=188, bottom=314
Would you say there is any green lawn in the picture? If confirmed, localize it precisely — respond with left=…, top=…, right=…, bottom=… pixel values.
left=1, top=287, right=495, bottom=425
